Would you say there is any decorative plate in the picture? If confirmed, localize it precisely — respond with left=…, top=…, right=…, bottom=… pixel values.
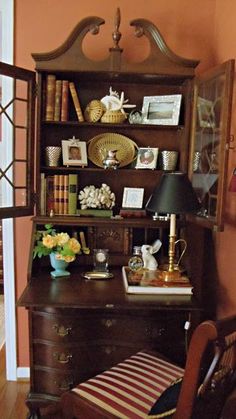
left=88, top=133, right=138, bottom=168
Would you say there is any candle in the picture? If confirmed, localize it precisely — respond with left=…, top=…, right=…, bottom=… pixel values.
left=170, top=214, right=176, bottom=237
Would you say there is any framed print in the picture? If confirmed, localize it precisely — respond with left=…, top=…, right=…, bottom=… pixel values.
left=141, top=94, right=182, bottom=125
left=135, top=147, right=158, bottom=169
left=197, top=97, right=215, bottom=128
left=122, top=187, right=144, bottom=208
left=62, top=138, right=88, bottom=166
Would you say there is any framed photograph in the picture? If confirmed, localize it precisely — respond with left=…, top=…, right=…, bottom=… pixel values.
left=62, top=138, right=88, bottom=166
left=122, top=187, right=144, bottom=209
left=197, top=97, right=215, bottom=128
left=141, top=94, right=182, bottom=125
left=135, top=147, right=159, bottom=169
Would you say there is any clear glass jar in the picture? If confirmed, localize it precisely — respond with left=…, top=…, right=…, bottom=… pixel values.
left=128, top=246, right=144, bottom=272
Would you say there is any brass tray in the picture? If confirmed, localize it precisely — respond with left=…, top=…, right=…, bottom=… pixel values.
left=88, top=133, right=138, bottom=168
left=82, top=271, right=114, bottom=280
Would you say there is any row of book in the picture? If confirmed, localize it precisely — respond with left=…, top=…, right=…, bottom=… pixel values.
left=45, top=75, right=84, bottom=122
left=40, top=173, right=78, bottom=215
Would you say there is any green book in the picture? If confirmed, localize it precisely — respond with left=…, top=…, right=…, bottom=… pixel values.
left=68, top=174, right=78, bottom=215
left=77, top=209, right=113, bottom=218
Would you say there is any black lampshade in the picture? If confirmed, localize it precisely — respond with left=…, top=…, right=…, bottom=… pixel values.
left=146, top=172, right=200, bottom=214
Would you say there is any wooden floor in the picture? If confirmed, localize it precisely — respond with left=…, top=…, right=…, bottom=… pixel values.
left=0, top=346, right=63, bottom=419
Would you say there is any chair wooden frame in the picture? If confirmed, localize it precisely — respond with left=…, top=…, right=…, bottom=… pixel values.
left=61, top=315, right=236, bottom=419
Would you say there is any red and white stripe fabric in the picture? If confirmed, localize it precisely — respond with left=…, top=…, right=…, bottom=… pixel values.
left=72, top=350, right=184, bottom=419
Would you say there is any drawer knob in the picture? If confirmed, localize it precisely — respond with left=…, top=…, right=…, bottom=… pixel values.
left=52, top=324, right=72, bottom=337
left=53, top=352, right=72, bottom=364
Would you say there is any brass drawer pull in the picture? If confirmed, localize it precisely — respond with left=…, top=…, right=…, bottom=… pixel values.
left=102, top=319, right=116, bottom=328
left=52, top=324, right=72, bottom=337
left=55, top=378, right=74, bottom=392
left=103, top=345, right=116, bottom=355
left=53, top=352, right=72, bottom=364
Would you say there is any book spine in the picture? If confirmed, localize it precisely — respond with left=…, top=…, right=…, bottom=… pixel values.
left=46, top=175, right=54, bottom=215
left=58, top=174, right=64, bottom=215
left=45, top=74, right=56, bottom=121
left=68, top=174, right=78, bottom=215
left=53, top=174, right=60, bottom=214
left=54, top=79, right=62, bottom=121
left=69, top=82, right=84, bottom=122
left=61, top=80, right=69, bottom=121
left=40, top=173, right=46, bottom=215
left=63, top=175, right=69, bottom=215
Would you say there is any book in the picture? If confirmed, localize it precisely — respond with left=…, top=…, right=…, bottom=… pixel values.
left=58, top=174, right=64, bottom=215
left=63, top=175, right=69, bottom=215
left=69, top=82, right=84, bottom=122
left=68, top=174, right=78, bottom=215
left=122, top=266, right=193, bottom=295
left=46, top=175, right=54, bottom=215
left=54, top=79, right=62, bottom=121
left=76, top=209, right=113, bottom=217
left=40, top=173, right=46, bottom=215
left=45, top=74, right=56, bottom=121
left=119, top=208, right=146, bottom=218
left=53, top=174, right=60, bottom=214
left=61, top=80, right=69, bottom=121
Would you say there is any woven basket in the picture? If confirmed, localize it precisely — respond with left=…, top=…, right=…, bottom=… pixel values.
left=100, top=110, right=126, bottom=124
left=88, top=133, right=138, bottom=168
left=84, top=100, right=105, bottom=123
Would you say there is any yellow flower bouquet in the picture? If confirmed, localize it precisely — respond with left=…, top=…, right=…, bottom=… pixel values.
left=33, top=224, right=81, bottom=262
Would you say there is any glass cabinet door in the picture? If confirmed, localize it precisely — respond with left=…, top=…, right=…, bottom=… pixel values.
left=189, top=60, right=234, bottom=231
left=0, top=62, right=35, bottom=219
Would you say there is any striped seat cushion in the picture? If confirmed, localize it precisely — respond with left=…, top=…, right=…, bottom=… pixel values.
left=72, top=351, right=184, bottom=419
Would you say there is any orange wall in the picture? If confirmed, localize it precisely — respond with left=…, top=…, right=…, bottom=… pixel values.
left=14, top=0, right=234, bottom=366
left=214, top=0, right=236, bottom=316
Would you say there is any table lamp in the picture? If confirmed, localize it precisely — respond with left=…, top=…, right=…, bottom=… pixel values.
left=146, top=172, right=200, bottom=282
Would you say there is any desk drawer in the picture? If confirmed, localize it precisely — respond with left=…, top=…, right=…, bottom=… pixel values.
left=32, top=341, right=145, bottom=374
left=32, top=311, right=187, bottom=345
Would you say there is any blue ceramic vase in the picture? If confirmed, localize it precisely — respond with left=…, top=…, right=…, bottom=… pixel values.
left=49, top=253, right=70, bottom=278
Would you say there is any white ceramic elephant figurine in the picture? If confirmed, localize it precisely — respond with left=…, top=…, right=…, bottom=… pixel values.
left=141, top=239, right=162, bottom=271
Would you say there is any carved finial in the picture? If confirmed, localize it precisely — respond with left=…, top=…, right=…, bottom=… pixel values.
left=112, top=8, right=122, bottom=49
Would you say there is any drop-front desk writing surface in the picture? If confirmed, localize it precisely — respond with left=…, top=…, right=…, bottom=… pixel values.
left=18, top=266, right=202, bottom=411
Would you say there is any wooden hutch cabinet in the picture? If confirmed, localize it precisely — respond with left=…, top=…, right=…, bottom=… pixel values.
left=0, top=10, right=232, bottom=418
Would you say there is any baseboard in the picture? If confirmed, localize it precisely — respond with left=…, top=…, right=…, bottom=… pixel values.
left=17, top=367, right=30, bottom=379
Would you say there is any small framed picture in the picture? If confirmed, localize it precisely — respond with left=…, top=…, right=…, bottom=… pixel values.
left=122, top=187, right=144, bottom=209
left=197, top=97, right=215, bottom=128
left=62, top=138, right=88, bottom=166
left=141, top=94, right=182, bottom=125
left=135, top=147, right=158, bottom=169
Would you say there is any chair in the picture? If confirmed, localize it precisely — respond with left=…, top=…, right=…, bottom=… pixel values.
left=61, top=315, right=236, bottom=419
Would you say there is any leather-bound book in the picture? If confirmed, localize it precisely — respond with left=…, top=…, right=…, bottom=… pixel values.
left=61, top=80, right=69, bottom=121
left=69, top=82, right=84, bottom=122
left=54, top=79, right=62, bottom=121
left=45, top=74, right=56, bottom=121
left=63, top=175, right=69, bottom=215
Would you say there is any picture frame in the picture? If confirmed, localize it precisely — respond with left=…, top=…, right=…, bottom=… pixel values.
left=62, top=138, right=88, bottom=166
left=141, top=94, right=182, bottom=125
left=197, top=97, right=215, bottom=128
left=135, top=147, right=159, bottom=169
left=122, top=187, right=144, bottom=209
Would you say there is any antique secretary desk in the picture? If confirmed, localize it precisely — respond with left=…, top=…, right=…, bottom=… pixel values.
left=0, top=9, right=234, bottom=418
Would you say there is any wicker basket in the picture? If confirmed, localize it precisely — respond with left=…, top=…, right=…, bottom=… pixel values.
left=100, top=110, right=126, bottom=124
left=84, top=100, right=105, bottom=123
left=88, top=133, right=138, bottom=168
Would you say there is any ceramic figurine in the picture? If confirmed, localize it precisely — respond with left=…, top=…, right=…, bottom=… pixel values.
left=141, top=239, right=162, bottom=270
